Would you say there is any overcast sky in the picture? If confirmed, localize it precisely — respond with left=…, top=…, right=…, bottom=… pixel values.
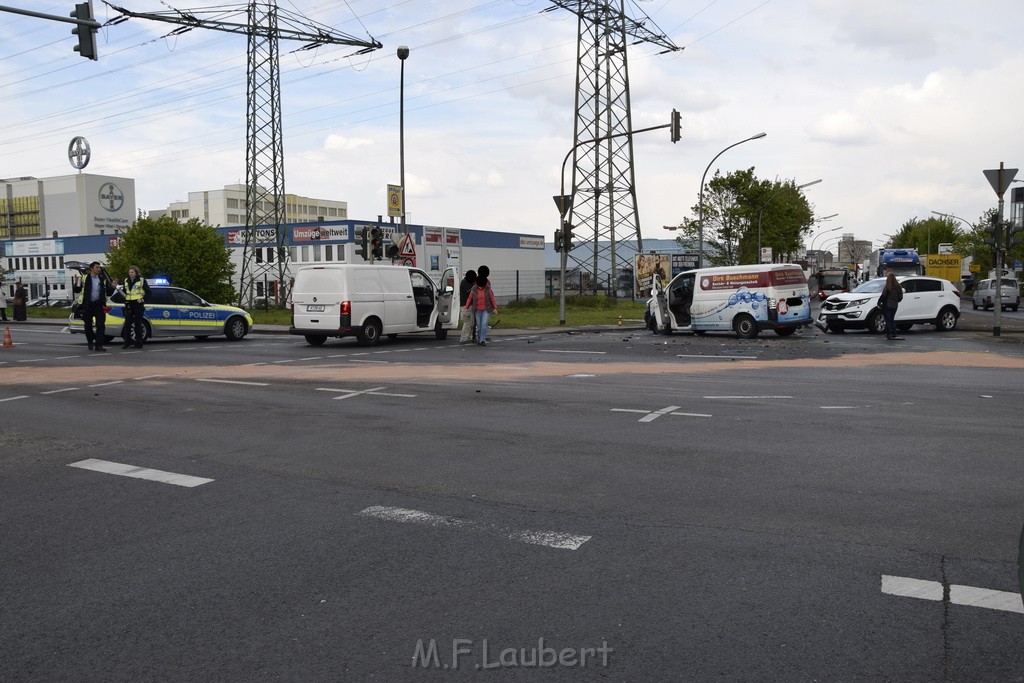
left=2, top=0, right=1021, bottom=251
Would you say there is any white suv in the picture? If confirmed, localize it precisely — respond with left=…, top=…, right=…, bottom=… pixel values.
left=817, top=276, right=961, bottom=334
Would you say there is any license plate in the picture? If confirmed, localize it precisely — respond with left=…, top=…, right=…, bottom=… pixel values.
left=306, top=305, right=325, bottom=312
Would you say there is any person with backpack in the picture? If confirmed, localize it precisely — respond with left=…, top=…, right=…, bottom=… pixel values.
left=878, top=270, right=904, bottom=340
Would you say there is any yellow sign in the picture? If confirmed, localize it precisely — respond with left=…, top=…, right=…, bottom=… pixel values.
left=969, top=263, right=981, bottom=273
left=387, top=184, right=403, bottom=218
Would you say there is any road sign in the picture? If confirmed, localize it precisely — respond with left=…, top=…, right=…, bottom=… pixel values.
left=759, top=247, right=772, bottom=264
left=983, top=167, right=1018, bottom=197
left=552, top=194, right=573, bottom=216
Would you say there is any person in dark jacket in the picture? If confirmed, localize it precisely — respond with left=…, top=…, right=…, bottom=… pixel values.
left=464, top=269, right=498, bottom=346
left=72, top=262, right=116, bottom=351
left=12, top=282, right=28, bottom=321
left=879, top=270, right=904, bottom=340
left=458, top=269, right=477, bottom=344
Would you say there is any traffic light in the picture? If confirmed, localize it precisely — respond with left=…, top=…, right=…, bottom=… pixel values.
left=983, top=214, right=1003, bottom=249
left=670, top=108, right=682, bottom=144
left=562, top=221, right=574, bottom=251
left=370, top=227, right=383, bottom=260
left=71, top=1, right=98, bottom=60
left=1007, top=222, right=1024, bottom=250
left=554, top=230, right=563, bottom=253
left=356, top=227, right=369, bottom=260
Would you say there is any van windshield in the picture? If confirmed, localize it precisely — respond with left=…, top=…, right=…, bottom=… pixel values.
left=298, top=270, right=340, bottom=292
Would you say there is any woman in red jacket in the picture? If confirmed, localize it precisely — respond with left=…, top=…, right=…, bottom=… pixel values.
left=464, top=270, right=498, bottom=346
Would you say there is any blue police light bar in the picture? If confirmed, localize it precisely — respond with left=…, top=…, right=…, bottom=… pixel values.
left=150, top=276, right=170, bottom=286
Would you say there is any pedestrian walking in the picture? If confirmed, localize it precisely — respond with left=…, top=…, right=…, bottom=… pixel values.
left=72, top=262, right=116, bottom=352
left=653, top=263, right=668, bottom=332
left=458, top=269, right=477, bottom=344
left=465, top=269, right=498, bottom=346
left=121, top=265, right=150, bottom=349
left=0, top=285, right=8, bottom=322
left=12, top=282, right=28, bottom=321
left=477, top=265, right=492, bottom=342
left=878, top=270, right=903, bottom=340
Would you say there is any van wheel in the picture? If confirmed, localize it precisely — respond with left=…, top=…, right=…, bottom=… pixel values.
left=225, top=316, right=248, bottom=341
left=304, top=334, right=327, bottom=346
left=732, top=314, right=758, bottom=339
left=434, top=321, right=448, bottom=340
left=935, top=307, right=958, bottom=331
left=357, top=318, right=382, bottom=346
left=867, top=310, right=886, bottom=334
left=774, top=326, right=796, bottom=337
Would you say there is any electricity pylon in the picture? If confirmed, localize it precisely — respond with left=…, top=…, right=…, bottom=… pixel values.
left=108, top=2, right=381, bottom=305
left=547, top=1, right=680, bottom=294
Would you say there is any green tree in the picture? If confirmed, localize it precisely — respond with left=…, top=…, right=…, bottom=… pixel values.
left=107, top=214, right=236, bottom=303
left=674, top=168, right=815, bottom=266
left=890, top=216, right=962, bottom=254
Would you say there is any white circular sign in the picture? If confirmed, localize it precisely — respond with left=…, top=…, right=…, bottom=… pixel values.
left=68, top=136, right=91, bottom=170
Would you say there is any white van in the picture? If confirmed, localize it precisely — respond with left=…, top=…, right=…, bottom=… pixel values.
left=645, top=263, right=812, bottom=339
left=289, top=264, right=460, bottom=346
left=972, top=278, right=1020, bottom=312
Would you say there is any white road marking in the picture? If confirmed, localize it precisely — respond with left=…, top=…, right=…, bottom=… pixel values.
left=611, top=405, right=683, bottom=422
left=17, top=358, right=45, bottom=363
left=820, top=406, right=856, bottom=409
left=250, top=362, right=269, bottom=366
left=54, top=355, right=83, bottom=360
left=567, top=373, right=597, bottom=378
left=881, top=575, right=1023, bottom=614
left=89, top=380, right=124, bottom=387
left=539, top=349, right=607, bottom=355
left=195, top=378, right=269, bottom=387
left=272, top=359, right=296, bottom=364
left=703, top=395, right=794, bottom=399
left=299, top=357, right=322, bottom=361
left=676, top=354, right=757, bottom=360
left=358, top=505, right=591, bottom=551
left=671, top=412, right=713, bottom=418
left=316, top=385, right=414, bottom=400
left=41, top=387, right=80, bottom=395
left=69, top=458, right=214, bottom=488
left=133, top=374, right=165, bottom=380
left=0, top=395, right=29, bottom=402
left=349, top=359, right=389, bottom=364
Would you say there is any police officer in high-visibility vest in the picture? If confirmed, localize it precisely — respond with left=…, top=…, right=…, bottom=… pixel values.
left=122, top=265, right=150, bottom=349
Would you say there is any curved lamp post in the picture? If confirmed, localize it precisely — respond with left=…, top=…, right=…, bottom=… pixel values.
left=757, top=178, right=821, bottom=263
left=397, top=46, right=410, bottom=234
left=698, top=132, right=767, bottom=268
left=809, top=224, right=844, bottom=253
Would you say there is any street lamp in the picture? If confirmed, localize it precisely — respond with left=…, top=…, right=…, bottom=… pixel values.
left=757, top=178, right=821, bottom=263
left=397, top=45, right=410, bottom=235
left=809, top=225, right=844, bottom=253
left=698, top=132, right=767, bottom=268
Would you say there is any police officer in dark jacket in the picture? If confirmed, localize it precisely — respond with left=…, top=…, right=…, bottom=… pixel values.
left=72, top=262, right=116, bottom=351
left=122, top=265, right=150, bottom=349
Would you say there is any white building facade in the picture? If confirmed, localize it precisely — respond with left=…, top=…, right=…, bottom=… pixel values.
left=154, top=184, right=348, bottom=227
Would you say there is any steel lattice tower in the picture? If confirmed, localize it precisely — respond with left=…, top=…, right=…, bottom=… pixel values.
left=108, top=2, right=381, bottom=305
left=548, top=1, right=679, bottom=294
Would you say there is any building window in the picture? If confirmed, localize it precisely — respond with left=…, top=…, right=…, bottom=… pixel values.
left=325, top=245, right=333, bottom=261
left=313, top=245, right=322, bottom=262
left=266, top=248, right=274, bottom=263
left=227, top=213, right=240, bottom=224
left=301, top=246, right=309, bottom=262
left=227, top=198, right=239, bottom=209
left=255, top=248, right=263, bottom=264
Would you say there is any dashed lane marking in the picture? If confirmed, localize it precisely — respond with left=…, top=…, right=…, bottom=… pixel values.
left=0, top=395, right=29, bottom=402
left=194, top=378, right=270, bottom=387
left=315, top=386, right=416, bottom=400
left=358, top=505, right=591, bottom=551
left=133, top=374, right=165, bottom=380
left=350, top=359, right=389, bottom=364
left=539, top=350, right=607, bottom=355
left=611, top=406, right=711, bottom=421
left=88, top=380, right=124, bottom=387
left=821, top=406, right=856, bottom=409
left=881, top=575, right=1023, bottom=615
left=69, top=458, right=214, bottom=488
left=703, top=395, right=794, bottom=399
left=40, top=387, right=80, bottom=395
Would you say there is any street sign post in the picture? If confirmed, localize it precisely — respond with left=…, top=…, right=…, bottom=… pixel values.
left=982, top=162, right=1020, bottom=336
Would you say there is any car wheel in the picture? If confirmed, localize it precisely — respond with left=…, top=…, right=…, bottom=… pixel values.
left=935, top=307, right=958, bottom=331
left=356, top=318, right=382, bottom=347
left=144, top=321, right=153, bottom=341
left=304, top=334, right=327, bottom=346
left=732, top=313, right=758, bottom=339
left=774, top=326, right=797, bottom=337
left=224, top=316, right=248, bottom=341
left=434, top=321, right=448, bottom=340
left=826, top=322, right=845, bottom=334
left=867, top=310, right=886, bottom=334
left=972, top=302, right=978, bottom=310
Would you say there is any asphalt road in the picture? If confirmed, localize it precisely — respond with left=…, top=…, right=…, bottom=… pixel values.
left=1, top=321, right=1023, bottom=681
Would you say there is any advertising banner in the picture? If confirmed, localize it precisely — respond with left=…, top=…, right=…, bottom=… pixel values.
left=634, top=253, right=671, bottom=299
left=292, top=225, right=351, bottom=242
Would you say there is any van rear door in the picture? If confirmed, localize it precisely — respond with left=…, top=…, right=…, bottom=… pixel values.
left=292, top=267, right=346, bottom=331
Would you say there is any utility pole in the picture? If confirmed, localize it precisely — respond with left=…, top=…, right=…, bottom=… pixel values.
left=108, top=2, right=381, bottom=306
left=546, top=0, right=680, bottom=296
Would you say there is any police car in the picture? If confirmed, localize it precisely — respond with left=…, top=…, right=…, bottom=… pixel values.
left=69, top=281, right=253, bottom=343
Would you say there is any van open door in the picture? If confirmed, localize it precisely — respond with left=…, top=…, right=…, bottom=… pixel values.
left=435, top=266, right=460, bottom=329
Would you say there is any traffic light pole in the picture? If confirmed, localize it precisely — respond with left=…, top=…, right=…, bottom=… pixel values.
left=0, top=4, right=101, bottom=58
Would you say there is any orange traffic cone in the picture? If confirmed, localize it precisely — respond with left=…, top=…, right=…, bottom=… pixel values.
left=2, top=326, right=13, bottom=348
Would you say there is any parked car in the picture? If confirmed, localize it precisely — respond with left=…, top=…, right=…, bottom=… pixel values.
left=68, top=286, right=253, bottom=342
left=971, top=278, right=1020, bottom=311
left=816, top=276, right=961, bottom=334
